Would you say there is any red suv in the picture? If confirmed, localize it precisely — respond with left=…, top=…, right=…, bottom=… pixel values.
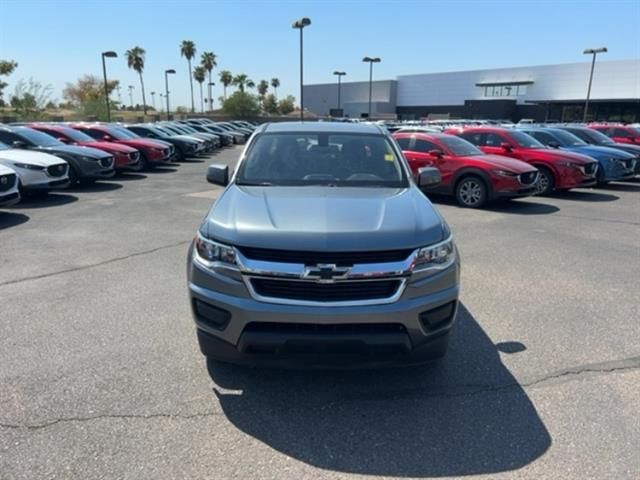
left=450, top=127, right=598, bottom=195
left=29, top=124, right=140, bottom=171
left=394, top=132, right=539, bottom=207
left=71, top=124, right=173, bottom=170
left=589, top=125, right=640, bottom=145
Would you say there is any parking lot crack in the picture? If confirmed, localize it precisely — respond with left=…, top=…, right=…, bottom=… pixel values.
left=0, top=240, right=192, bottom=288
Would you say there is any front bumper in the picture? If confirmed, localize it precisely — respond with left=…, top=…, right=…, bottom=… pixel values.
left=188, top=257, right=460, bottom=367
left=494, top=186, right=537, bottom=198
left=22, top=178, right=70, bottom=191
left=0, top=191, right=20, bottom=206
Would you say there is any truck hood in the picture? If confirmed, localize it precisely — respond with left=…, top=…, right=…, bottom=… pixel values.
left=203, top=185, right=447, bottom=251
left=474, top=154, right=538, bottom=173
left=561, top=145, right=635, bottom=160
left=0, top=148, right=70, bottom=166
left=40, top=144, right=111, bottom=159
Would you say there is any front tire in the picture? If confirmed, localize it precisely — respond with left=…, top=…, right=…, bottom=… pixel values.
left=455, top=176, right=488, bottom=208
left=535, top=167, right=555, bottom=195
left=68, top=165, right=80, bottom=185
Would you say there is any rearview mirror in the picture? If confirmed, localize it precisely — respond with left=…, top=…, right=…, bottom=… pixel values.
left=500, top=142, right=513, bottom=152
left=58, top=137, right=70, bottom=144
left=206, top=164, right=229, bottom=186
left=548, top=141, right=560, bottom=149
left=416, top=167, right=441, bottom=189
left=428, top=149, right=444, bottom=158
left=12, top=141, right=26, bottom=149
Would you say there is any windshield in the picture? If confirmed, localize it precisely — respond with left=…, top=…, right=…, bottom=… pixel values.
left=548, top=129, right=587, bottom=147
left=566, top=128, right=613, bottom=145
left=108, top=127, right=140, bottom=140
left=0, top=141, right=8, bottom=150
left=439, top=136, right=484, bottom=156
left=147, top=126, right=170, bottom=137
left=508, top=130, right=545, bottom=149
left=57, top=127, right=95, bottom=143
left=16, top=128, right=64, bottom=146
left=237, top=132, right=408, bottom=188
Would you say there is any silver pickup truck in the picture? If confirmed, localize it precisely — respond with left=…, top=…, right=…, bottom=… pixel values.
left=187, top=122, right=460, bottom=368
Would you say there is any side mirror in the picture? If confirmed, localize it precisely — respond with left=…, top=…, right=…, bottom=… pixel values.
left=206, top=164, right=229, bottom=186
left=500, top=142, right=513, bottom=152
left=548, top=141, right=560, bottom=149
left=428, top=149, right=444, bottom=158
left=12, top=140, right=26, bottom=149
left=102, top=135, right=112, bottom=142
left=416, top=167, right=441, bottom=189
left=58, top=137, right=70, bottom=144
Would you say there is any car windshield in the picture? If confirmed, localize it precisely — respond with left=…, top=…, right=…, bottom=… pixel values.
left=0, top=141, right=8, bottom=150
left=108, top=127, right=139, bottom=140
left=146, top=126, right=170, bottom=137
left=17, top=128, right=64, bottom=146
left=548, top=129, right=587, bottom=147
left=567, top=128, right=613, bottom=145
left=237, top=132, right=408, bottom=187
left=439, top=136, right=484, bottom=156
left=58, top=127, right=95, bottom=143
left=508, top=130, right=545, bottom=149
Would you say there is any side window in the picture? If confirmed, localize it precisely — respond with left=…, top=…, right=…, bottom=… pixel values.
left=613, top=128, right=630, bottom=138
left=530, top=131, right=555, bottom=145
left=0, top=131, right=20, bottom=144
left=413, top=139, right=441, bottom=153
left=83, top=129, right=103, bottom=140
left=395, top=137, right=411, bottom=150
left=459, top=132, right=483, bottom=146
left=485, top=133, right=505, bottom=147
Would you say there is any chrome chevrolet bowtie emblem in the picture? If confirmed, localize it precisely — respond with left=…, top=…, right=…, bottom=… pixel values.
left=303, top=264, right=351, bottom=283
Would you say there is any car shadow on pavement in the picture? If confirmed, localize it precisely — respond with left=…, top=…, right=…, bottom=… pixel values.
left=547, top=190, right=619, bottom=202
left=115, top=173, right=147, bottom=181
left=12, top=193, right=78, bottom=209
left=595, top=182, right=640, bottom=192
left=206, top=304, right=551, bottom=477
left=146, top=167, right=178, bottom=174
left=0, top=212, right=29, bottom=229
left=67, top=181, right=123, bottom=193
left=428, top=194, right=559, bottom=215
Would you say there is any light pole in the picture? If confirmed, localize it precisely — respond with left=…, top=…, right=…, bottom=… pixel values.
left=165, top=69, right=176, bottom=120
left=333, top=71, right=346, bottom=112
left=159, top=93, right=165, bottom=112
left=116, top=84, right=122, bottom=104
left=127, top=85, right=135, bottom=109
left=101, top=51, right=117, bottom=121
left=583, top=47, right=607, bottom=122
left=292, top=17, right=311, bottom=121
left=362, top=57, right=380, bottom=119
left=208, top=82, right=215, bottom=112
left=150, top=91, right=156, bottom=110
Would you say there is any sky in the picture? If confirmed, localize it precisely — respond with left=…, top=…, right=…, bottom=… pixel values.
left=1, top=0, right=639, bottom=109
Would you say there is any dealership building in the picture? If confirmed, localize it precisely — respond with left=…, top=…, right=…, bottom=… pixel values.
left=303, top=59, right=640, bottom=122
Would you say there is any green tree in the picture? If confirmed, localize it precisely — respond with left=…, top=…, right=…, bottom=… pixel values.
left=10, top=78, right=53, bottom=119
left=278, top=95, right=296, bottom=115
left=200, top=51, right=217, bottom=110
left=232, top=74, right=254, bottom=93
left=0, top=60, right=18, bottom=106
left=221, top=91, right=260, bottom=118
left=63, top=74, right=119, bottom=120
left=219, top=70, right=233, bottom=99
left=193, top=66, right=206, bottom=113
left=263, top=93, right=278, bottom=115
left=270, top=78, right=280, bottom=99
left=125, top=46, right=147, bottom=115
left=257, top=80, right=269, bottom=105
left=180, top=40, right=197, bottom=112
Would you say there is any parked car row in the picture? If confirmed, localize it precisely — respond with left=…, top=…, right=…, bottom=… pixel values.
left=0, top=119, right=258, bottom=207
left=394, top=125, right=638, bottom=208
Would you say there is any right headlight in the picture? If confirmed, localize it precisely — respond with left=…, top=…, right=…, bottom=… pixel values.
left=193, top=232, right=238, bottom=270
left=13, top=162, right=44, bottom=171
left=412, top=235, right=456, bottom=273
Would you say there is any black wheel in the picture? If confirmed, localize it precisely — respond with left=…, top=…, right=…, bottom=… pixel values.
left=535, top=167, right=555, bottom=195
left=131, top=152, right=149, bottom=171
left=68, top=165, right=80, bottom=185
left=596, top=168, right=609, bottom=186
left=455, top=176, right=488, bottom=208
left=174, top=148, right=185, bottom=162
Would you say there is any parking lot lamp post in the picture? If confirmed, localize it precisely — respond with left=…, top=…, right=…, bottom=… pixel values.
left=362, top=57, right=380, bottom=119
left=333, top=71, right=346, bottom=111
left=292, top=17, right=311, bottom=121
left=583, top=47, right=607, bottom=122
left=159, top=93, right=165, bottom=112
left=101, top=51, right=117, bottom=122
left=165, top=69, right=176, bottom=120
left=208, top=82, right=215, bottom=111
left=150, top=91, right=156, bottom=109
left=127, top=85, right=135, bottom=109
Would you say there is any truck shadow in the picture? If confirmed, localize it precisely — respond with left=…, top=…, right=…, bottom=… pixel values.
left=206, top=304, right=551, bottom=477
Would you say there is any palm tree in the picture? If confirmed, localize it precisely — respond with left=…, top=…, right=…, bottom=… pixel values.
left=232, top=74, right=254, bottom=93
left=257, top=80, right=269, bottom=107
left=180, top=40, right=197, bottom=112
left=200, top=51, right=217, bottom=111
left=125, top=46, right=147, bottom=115
left=193, top=66, right=206, bottom=113
left=219, top=70, right=233, bottom=99
left=271, top=78, right=280, bottom=99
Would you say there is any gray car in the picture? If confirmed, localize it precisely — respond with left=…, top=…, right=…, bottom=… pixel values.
left=187, top=122, right=460, bottom=368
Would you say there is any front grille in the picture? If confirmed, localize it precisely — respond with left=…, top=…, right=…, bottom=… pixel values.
left=582, top=163, right=597, bottom=176
left=243, top=322, right=406, bottom=335
left=47, top=163, right=67, bottom=177
left=622, top=159, right=634, bottom=170
left=0, top=173, right=16, bottom=191
left=99, top=157, right=113, bottom=168
left=163, top=148, right=170, bottom=157
left=238, top=247, right=413, bottom=266
left=250, top=278, right=402, bottom=302
left=518, top=171, right=538, bottom=185
left=129, top=151, right=140, bottom=161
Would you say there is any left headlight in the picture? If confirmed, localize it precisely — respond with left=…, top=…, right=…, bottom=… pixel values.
left=412, top=235, right=456, bottom=273
left=492, top=169, right=517, bottom=177
left=194, top=232, right=238, bottom=268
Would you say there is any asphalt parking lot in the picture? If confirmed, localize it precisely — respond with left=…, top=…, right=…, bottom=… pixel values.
left=1, top=146, right=639, bottom=480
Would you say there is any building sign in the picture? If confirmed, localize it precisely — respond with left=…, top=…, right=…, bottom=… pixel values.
left=476, top=80, right=533, bottom=98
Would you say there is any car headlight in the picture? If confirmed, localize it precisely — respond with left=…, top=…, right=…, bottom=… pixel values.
left=412, top=235, right=456, bottom=273
left=13, top=162, right=45, bottom=171
left=557, top=161, right=580, bottom=168
left=194, top=232, right=238, bottom=270
left=492, top=169, right=517, bottom=177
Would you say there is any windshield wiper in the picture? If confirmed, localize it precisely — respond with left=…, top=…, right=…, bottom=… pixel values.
left=236, top=181, right=275, bottom=186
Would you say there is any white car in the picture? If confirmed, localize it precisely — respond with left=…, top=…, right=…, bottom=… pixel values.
left=0, top=163, right=20, bottom=206
left=0, top=142, right=69, bottom=193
